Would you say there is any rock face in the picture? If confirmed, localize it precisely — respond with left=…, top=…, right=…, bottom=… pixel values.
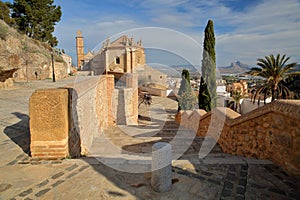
left=0, top=20, right=68, bottom=85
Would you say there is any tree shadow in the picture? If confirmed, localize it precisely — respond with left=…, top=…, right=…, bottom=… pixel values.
left=4, top=112, right=30, bottom=155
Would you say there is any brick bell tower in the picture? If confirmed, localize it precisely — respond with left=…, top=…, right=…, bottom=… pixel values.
left=76, top=30, right=84, bottom=70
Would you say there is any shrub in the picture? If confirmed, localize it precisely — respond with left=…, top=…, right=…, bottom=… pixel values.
left=0, top=25, right=8, bottom=40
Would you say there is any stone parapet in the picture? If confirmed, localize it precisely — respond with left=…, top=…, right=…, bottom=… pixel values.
left=29, top=74, right=139, bottom=159
left=177, top=100, right=300, bottom=175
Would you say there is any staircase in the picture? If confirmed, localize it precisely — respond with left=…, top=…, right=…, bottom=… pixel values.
left=88, top=96, right=222, bottom=173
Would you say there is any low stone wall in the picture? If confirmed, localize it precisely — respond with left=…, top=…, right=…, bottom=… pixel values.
left=178, top=100, right=300, bottom=176
left=139, top=86, right=167, bottom=97
left=178, top=110, right=207, bottom=132
left=30, top=74, right=138, bottom=159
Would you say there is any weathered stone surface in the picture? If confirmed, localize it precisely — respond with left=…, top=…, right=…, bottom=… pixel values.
left=151, top=142, right=172, bottom=193
left=30, top=89, right=69, bottom=159
left=177, top=100, right=300, bottom=176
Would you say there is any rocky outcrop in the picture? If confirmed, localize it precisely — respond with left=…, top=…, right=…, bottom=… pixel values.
left=0, top=19, right=68, bottom=86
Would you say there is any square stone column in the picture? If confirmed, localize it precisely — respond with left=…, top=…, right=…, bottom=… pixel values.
left=30, top=89, right=69, bottom=159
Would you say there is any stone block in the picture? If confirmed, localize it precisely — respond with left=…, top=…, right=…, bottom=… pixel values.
left=30, top=89, right=69, bottom=159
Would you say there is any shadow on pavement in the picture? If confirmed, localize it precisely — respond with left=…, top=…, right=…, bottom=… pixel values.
left=4, top=112, right=30, bottom=155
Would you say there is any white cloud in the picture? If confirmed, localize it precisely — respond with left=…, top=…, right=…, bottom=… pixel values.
left=54, top=0, right=300, bottom=67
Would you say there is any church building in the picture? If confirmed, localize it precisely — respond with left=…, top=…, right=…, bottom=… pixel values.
left=76, top=31, right=146, bottom=79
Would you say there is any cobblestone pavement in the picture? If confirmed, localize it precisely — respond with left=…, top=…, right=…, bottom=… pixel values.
left=0, top=77, right=300, bottom=199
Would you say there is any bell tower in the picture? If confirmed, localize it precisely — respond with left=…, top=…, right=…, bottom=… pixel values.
left=76, top=30, right=84, bottom=70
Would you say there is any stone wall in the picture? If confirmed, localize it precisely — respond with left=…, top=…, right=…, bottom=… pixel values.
left=139, top=86, right=167, bottom=97
left=30, top=74, right=138, bottom=159
left=112, top=73, right=138, bottom=125
left=177, top=100, right=300, bottom=176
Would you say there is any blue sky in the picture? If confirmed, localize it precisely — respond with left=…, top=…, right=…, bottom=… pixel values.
left=8, top=0, right=300, bottom=67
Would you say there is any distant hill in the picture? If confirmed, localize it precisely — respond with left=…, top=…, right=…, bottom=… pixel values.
left=170, top=62, right=251, bottom=76
left=292, top=64, right=300, bottom=72
left=170, top=64, right=201, bottom=77
left=218, top=61, right=252, bottom=75
left=152, top=61, right=299, bottom=77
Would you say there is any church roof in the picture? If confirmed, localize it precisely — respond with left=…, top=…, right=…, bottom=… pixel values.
left=110, top=35, right=141, bottom=48
left=84, top=51, right=94, bottom=60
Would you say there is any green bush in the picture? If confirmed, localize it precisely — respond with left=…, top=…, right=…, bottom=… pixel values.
left=0, top=25, right=8, bottom=40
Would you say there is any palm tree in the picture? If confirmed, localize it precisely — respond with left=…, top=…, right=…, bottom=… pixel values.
left=248, top=54, right=299, bottom=103
left=229, top=90, right=244, bottom=113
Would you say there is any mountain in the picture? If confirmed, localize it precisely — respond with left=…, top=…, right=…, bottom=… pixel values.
left=169, top=64, right=201, bottom=77
left=218, top=61, right=252, bottom=75
left=292, top=64, right=300, bottom=72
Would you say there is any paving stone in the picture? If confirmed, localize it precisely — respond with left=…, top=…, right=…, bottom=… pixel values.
left=0, top=183, right=12, bottom=192
left=202, top=171, right=213, bottom=177
left=6, top=160, right=17, bottom=166
left=241, top=165, right=248, bottom=171
left=239, top=171, right=247, bottom=177
left=228, top=165, right=236, bottom=172
left=177, top=170, right=192, bottom=176
left=36, top=179, right=49, bottom=188
left=189, top=182, right=202, bottom=194
left=30, top=161, right=41, bottom=165
left=51, top=172, right=64, bottom=179
left=66, top=164, right=78, bottom=171
left=78, top=165, right=89, bottom=172
left=66, top=172, right=78, bottom=179
left=221, top=189, right=232, bottom=197
left=235, top=195, right=244, bottom=200
left=35, top=188, right=51, bottom=197
left=52, top=180, right=65, bottom=187
left=227, top=173, right=236, bottom=181
left=238, top=178, right=247, bottom=186
left=224, top=181, right=234, bottom=189
left=18, top=188, right=33, bottom=197
left=207, top=178, right=221, bottom=185
left=236, top=186, right=246, bottom=195
left=192, top=174, right=206, bottom=181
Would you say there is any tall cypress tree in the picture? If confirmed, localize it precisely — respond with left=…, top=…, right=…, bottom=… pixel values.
left=198, top=77, right=211, bottom=112
left=201, top=19, right=217, bottom=109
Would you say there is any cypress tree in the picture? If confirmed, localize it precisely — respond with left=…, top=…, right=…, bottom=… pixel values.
left=178, top=69, right=197, bottom=111
left=198, top=77, right=211, bottom=112
left=201, top=19, right=217, bottom=109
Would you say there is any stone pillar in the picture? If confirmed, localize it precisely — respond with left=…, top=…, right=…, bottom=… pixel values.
left=106, top=75, right=115, bottom=126
left=123, top=73, right=138, bottom=124
left=151, top=142, right=172, bottom=193
left=30, top=89, right=69, bottom=159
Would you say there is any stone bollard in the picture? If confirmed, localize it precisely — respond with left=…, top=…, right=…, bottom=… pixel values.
left=151, top=142, right=172, bottom=192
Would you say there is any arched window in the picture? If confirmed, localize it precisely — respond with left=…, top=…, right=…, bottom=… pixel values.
left=115, top=56, right=120, bottom=64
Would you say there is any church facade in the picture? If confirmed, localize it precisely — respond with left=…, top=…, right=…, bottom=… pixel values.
left=76, top=31, right=146, bottom=78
